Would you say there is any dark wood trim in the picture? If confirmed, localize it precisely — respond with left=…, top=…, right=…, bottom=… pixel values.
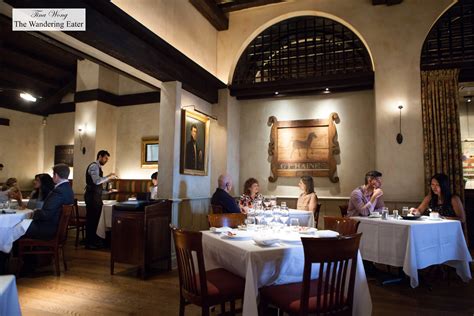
left=0, top=118, right=10, bottom=126
left=74, top=89, right=160, bottom=107
left=36, top=79, right=76, bottom=114
left=189, top=0, right=228, bottom=31
left=220, top=0, right=282, bottom=13
left=372, top=0, right=403, bottom=5
left=230, top=72, right=374, bottom=99
left=4, top=1, right=226, bottom=103
left=45, top=102, right=76, bottom=115
left=1, top=64, right=62, bottom=90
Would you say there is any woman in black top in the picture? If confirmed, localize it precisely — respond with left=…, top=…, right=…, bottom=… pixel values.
left=27, top=173, right=54, bottom=209
left=412, top=173, right=465, bottom=222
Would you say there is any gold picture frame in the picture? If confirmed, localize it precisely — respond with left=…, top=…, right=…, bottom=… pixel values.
left=141, top=137, right=159, bottom=168
left=267, top=113, right=340, bottom=183
left=180, top=109, right=210, bottom=176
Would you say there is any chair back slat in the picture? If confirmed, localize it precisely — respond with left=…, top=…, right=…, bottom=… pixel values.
left=314, top=203, right=321, bottom=228
left=324, top=216, right=360, bottom=236
left=208, top=213, right=246, bottom=228
left=58, top=205, right=74, bottom=244
left=171, top=227, right=208, bottom=300
left=339, top=205, right=348, bottom=217
left=300, top=233, right=362, bottom=315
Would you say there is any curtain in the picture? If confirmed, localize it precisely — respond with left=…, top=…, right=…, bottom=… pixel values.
left=421, top=69, right=464, bottom=200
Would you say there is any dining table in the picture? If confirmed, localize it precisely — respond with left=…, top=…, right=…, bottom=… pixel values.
left=0, top=275, right=21, bottom=316
left=77, top=200, right=118, bottom=239
left=0, top=209, right=33, bottom=253
left=355, top=215, right=472, bottom=287
left=202, top=228, right=372, bottom=316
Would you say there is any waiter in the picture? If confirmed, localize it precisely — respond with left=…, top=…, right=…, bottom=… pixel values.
left=85, top=150, right=117, bottom=249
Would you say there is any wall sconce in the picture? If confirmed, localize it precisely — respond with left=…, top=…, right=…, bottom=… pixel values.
left=78, top=127, right=86, bottom=155
left=396, top=105, right=403, bottom=144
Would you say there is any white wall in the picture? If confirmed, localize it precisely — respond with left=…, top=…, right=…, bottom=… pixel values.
left=0, top=108, right=44, bottom=189
left=111, top=0, right=218, bottom=76
left=239, top=90, right=375, bottom=197
left=216, top=0, right=455, bottom=201
left=115, top=103, right=160, bottom=179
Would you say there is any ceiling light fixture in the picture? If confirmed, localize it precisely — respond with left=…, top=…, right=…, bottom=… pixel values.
left=20, top=92, right=37, bottom=102
left=275, top=91, right=279, bottom=95
left=323, top=88, right=331, bottom=94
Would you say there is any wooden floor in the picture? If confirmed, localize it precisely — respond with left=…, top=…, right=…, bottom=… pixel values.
left=12, top=238, right=474, bottom=316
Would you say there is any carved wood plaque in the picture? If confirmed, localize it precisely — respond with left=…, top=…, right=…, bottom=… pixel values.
left=267, top=113, right=340, bottom=183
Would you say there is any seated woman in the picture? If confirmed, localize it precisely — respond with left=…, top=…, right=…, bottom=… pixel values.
left=411, top=173, right=465, bottom=222
left=297, top=175, right=318, bottom=212
left=239, top=178, right=263, bottom=214
left=150, top=172, right=158, bottom=200
left=27, top=173, right=55, bottom=209
left=1, top=177, right=24, bottom=209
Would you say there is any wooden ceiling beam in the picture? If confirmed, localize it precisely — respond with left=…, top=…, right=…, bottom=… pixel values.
left=190, top=0, right=228, bottom=30
left=372, top=0, right=403, bottom=6
left=36, top=78, right=76, bottom=114
left=6, top=0, right=226, bottom=103
left=219, top=0, right=282, bottom=13
left=0, top=64, right=62, bottom=90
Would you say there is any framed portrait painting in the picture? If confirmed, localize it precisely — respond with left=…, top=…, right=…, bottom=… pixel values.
left=180, top=109, right=210, bottom=175
left=141, top=137, right=159, bottom=168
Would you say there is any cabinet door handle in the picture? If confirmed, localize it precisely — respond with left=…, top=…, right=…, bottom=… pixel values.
left=117, top=220, right=121, bottom=224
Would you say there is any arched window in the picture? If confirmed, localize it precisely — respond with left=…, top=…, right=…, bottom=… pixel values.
left=421, top=0, right=474, bottom=76
left=230, top=16, right=373, bottom=99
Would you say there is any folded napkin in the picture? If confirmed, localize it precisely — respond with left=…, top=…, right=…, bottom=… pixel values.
left=315, top=230, right=339, bottom=238
left=253, top=234, right=279, bottom=246
left=210, top=226, right=232, bottom=233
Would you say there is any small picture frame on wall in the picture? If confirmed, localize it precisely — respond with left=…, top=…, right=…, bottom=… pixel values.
left=141, top=137, right=159, bottom=168
left=54, top=145, right=74, bottom=167
left=180, top=109, right=210, bottom=176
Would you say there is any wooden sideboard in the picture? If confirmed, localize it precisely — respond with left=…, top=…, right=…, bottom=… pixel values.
left=110, top=199, right=172, bottom=279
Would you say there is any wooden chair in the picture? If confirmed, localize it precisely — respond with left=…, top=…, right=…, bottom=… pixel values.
left=67, top=199, right=86, bottom=248
left=208, top=213, right=246, bottom=228
left=324, top=216, right=360, bottom=236
left=260, top=233, right=362, bottom=316
left=314, top=203, right=322, bottom=228
left=210, top=204, right=223, bottom=214
left=339, top=204, right=348, bottom=217
left=18, top=204, right=74, bottom=277
left=171, top=226, right=245, bottom=316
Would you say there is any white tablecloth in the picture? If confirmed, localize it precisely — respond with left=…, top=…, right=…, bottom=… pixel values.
left=289, top=209, right=315, bottom=227
left=0, top=210, right=33, bottom=253
left=0, top=275, right=21, bottom=316
left=356, top=216, right=472, bottom=287
left=77, top=200, right=117, bottom=239
left=202, top=231, right=371, bottom=316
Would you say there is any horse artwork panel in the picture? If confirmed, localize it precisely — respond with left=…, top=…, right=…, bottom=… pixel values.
left=268, top=113, right=340, bottom=183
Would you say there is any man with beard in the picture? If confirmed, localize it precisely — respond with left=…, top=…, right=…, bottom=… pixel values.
left=185, top=124, right=203, bottom=170
left=85, top=150, right=117, bottom=249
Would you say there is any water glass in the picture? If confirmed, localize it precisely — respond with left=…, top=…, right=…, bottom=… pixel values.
left=290, top=218, right=299, bottom=228
left=392, top=209, right=399, bottom=220
left=245, top=216, right=256, bottom=229
left=402, top=206, right=409, bottom=216
left=263, top=196, right=271, bottom=209
left=281, top=201, right=287, bottom=208
left=270, top=195, right=277, bottom=207
left=381, top=207, right=389, bottom=220
left=280, top=208, right=289, bottom=225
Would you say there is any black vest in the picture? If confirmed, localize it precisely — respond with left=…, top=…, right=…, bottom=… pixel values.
left=85, top=162, right=103, bottom=194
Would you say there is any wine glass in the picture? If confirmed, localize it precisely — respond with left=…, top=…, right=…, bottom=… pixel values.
left=264, top=209, right=274, bottom=226
left=281, top=201, right=287, bottom=208
left=290, top=218, right=300, bottom=231
left=280, top=207, right=289, bottom=226
left=263, top=196, right=271, bottom=209
left=270, top=195, right=277, bottom=207
left=255, top=208, right=264, bottom=225
left=272, top=206, right=281, bottom=223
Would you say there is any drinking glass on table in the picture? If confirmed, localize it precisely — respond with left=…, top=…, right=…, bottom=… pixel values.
left=272, top=206, right=281, bottom=223
left=264, top=209, right=274, bottom=226
left=381, top=207, right=389, bottom=220
left=245, top=216, right=256, bottom=229
left=290, top=218, right=299, bottom=230
left=402, top=206, right=409, bottom=216
left=280, top=207, right=289, bottom=225
left=281, top=201, right=287, bottom=208
left=263, top=196, right=271, bottom=209
left=255, top=208, right=264, bottom=225
left=392, top=209, right=399, bottom=220
left=270, top=195, right=277, bottom=207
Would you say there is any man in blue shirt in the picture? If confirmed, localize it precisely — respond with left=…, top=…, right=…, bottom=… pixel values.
left=211, top=174, right=240, bottom=213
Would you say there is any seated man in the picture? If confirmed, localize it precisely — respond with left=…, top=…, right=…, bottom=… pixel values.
left=24, top=163, right=74, bottom=240
left=211, top=174, right=240, bottom=214
left=347, top=170, right=384, bottom=217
